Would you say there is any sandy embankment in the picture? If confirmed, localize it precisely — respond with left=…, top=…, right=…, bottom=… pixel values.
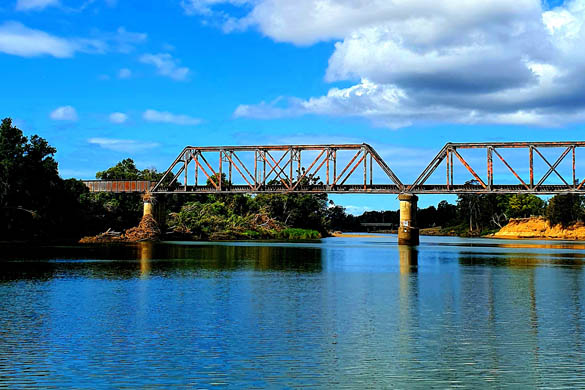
left=492, top=217, right=585, bottom=240
left=331, top=232, right=386, bottom=238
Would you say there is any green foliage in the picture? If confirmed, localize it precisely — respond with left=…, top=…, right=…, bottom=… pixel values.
left=277, top=228, right=321, bottom=240
left=168, top=192, right=328, bottom=240
left=326, top=205, right=357, bottom=231
left=206, top=172, right=230, bottom=188
left=81, top=158, right=170, bottom=232
left=0, top=118, right=72, bottom=239
left=0, top=117, right=171, bottom=240
left=96, top=158, right=163, bottom=181
left=254, top=192, right=328, bottom=230
left=545, top=194, right=584, bottom=227
left=507, top=194, right=545, bottom=218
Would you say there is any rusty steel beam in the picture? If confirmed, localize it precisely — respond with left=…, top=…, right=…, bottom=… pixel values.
left=83, top=180, right=154, bottom=193
left=291, top=149, right=326, bottom=190
left=443, top=141, right=585, bottom=149
left=224, top=151, right=254, bottom=189
left=87, top=141, right=585, bottom=195
left=150, top=184, right=585, bottom=195
left=533, top=146, right=571, bottom=187
left=151, top=144, right=404, bottom=194
left=492, top=148, right=529, bottom=190
left=332, top=149, right=362, bottom=186
left=452, top=149, right=487, bottom=188
left=264, top=150, right=291, bottom=189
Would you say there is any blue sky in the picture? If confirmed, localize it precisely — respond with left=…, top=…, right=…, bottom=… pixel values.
left=1, top=0, right=584, bottom=214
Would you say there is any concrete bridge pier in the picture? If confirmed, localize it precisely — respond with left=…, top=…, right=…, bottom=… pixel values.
left=398, top=193, right=419, bottom=246
left=143, top=196, right=154, bottom=217
left=143, top=194, right=166, bottom=228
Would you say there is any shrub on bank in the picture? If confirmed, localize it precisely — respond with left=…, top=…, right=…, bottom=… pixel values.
left=277, top=228, right=321, bottom=240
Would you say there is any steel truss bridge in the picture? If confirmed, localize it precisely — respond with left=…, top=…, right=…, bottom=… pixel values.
left=83, top=142, right=585, bottom=195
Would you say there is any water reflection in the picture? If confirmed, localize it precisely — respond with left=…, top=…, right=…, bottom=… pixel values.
left=398, top=244, right=418, bottom=274
left=2, top=237, right=585, bottom=388
left=139, top=242, right=152, bottom=278
left=0, top=242, right=323, bottom=281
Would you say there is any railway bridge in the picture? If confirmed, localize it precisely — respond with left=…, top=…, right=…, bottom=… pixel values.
left=83, top=141, right=585, bottom=245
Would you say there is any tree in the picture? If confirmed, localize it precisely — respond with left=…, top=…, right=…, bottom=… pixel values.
left=545, top=194, right=584, bottom=227
left=455, top=182, right=512, bottom=232
left=206, top=172, right=230, bottom=188
left=507, top=194, right=545, bottom=218
left=83, top=158, right=169, bottom=232
left=436, top=200, right=457, bottom=226
left=0, top=118, right=67, bottom=239
left=96, top=158, right=162, bottom=181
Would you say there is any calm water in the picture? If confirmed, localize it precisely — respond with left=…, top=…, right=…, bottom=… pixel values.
left=1, top=235, right=585, bottom=389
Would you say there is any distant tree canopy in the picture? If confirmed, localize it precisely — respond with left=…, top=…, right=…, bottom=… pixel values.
left=96, top=158, right=163, bottom=181
left=545, top=194, right=584, bottom=228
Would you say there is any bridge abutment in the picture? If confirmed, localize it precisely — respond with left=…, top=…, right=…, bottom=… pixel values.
left=398, top=193, right=419, bottom=246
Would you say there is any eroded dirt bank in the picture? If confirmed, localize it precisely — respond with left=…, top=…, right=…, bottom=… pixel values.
left=492, top=217, right=585, bottom=240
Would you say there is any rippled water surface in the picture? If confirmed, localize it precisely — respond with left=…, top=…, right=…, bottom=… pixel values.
left=2, top=235, right=585, bottom=388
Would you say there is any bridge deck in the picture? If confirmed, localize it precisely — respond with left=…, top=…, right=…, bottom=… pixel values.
left=130, top=184, right=584, bottom=194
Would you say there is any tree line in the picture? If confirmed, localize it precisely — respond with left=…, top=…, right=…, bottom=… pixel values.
left=1, top=117, right=583, bottom=241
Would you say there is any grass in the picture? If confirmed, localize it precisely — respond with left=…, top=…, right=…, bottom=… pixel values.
left=276, top=228, right=321, bottom=240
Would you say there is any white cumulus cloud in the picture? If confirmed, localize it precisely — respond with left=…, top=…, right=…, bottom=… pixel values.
left=109, top=112, right=128, bottom=123
left=139, top=53, right=189, bottom=81
left=118, top=68, right=132, bottom=79
left=192, top=0, right=585, bottom=128
left=88, top=138, right=159, bottom=152
left=143, top=109, right=202, bottom=125
left=50, top=105, right=78, bottom=121
left=0, top=21, right=75, bottom=57
left=0, top=21, right=145, bottom=58
left=16, top=0, right=59, bottom=11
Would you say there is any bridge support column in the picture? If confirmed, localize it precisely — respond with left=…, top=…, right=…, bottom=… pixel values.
left=398, top=193, right=419, bottom=246
left=143, top=194, right=166, bottom=228
left=143, top=197, right=154, bottom=217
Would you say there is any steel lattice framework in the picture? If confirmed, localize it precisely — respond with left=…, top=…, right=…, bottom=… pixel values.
left=150, top=144, right=404, bottom=194
left=408, top=141, right=585, bottom=194
left=82, top=141, right=585, bottom=194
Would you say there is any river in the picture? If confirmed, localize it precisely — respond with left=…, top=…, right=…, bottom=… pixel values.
left=1, top=235, right=585, bottom=388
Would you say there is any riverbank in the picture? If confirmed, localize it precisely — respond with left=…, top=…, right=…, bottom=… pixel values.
left=491, top=217, right=585, bottom=240
left=80, top=214, right=322, bottom=243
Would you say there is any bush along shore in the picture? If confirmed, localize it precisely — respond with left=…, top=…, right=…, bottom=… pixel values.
left=80, top=208, right=322, bottom=243
left=165, top=200, right=323, bottom=241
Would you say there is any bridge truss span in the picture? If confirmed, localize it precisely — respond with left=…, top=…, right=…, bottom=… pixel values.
left=408, top=141, right=585, bottom=194
left=83, top=141, right=585, bottom=195
left=151, top=144, right=404, bottom=194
